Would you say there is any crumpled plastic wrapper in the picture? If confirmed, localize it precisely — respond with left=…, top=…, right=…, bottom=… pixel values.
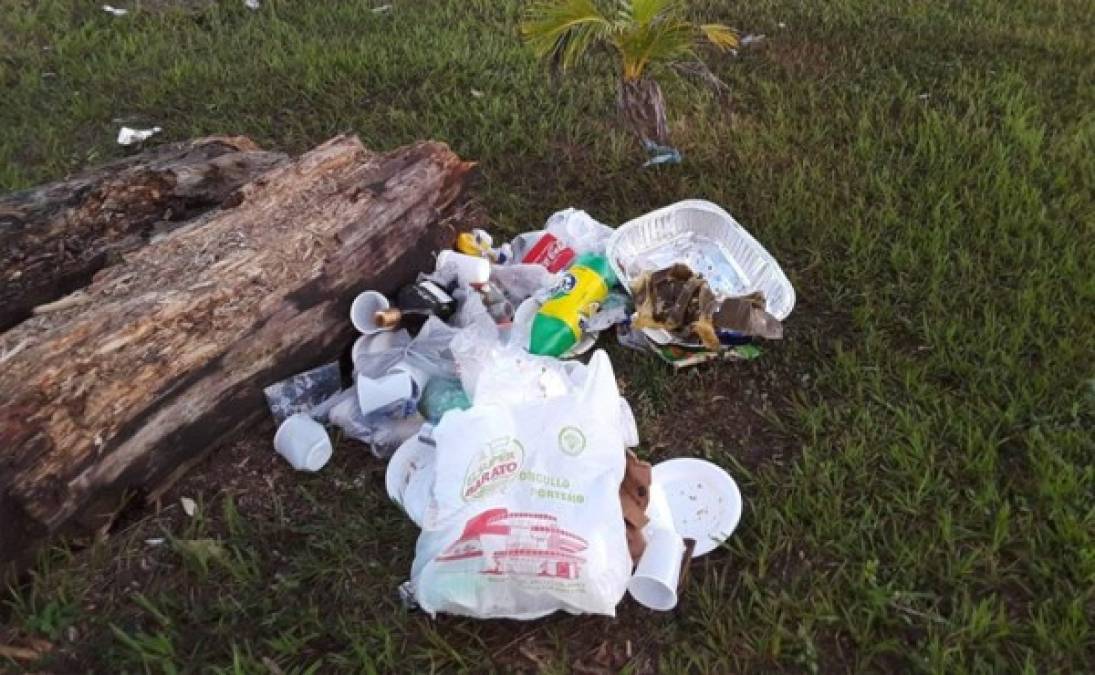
left=543, top=208, right=614, bottom=257
left=584, top=291, right=632, bottom=333
left=328, top=387, right=425, bottom=458
left=488, top=263, right=558, bottom=309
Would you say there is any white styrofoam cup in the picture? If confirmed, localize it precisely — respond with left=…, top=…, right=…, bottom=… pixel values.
left=273, top=413, right=333, bottom=472
left=350, top=291, right=392, bottom=334
left=352, top=330, right=408, bottom=370
left=627, top=528, right=686, bottom=611
left=436, top=250, right=491, bottom=286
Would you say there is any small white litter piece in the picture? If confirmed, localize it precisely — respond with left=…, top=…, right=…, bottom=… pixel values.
left=372, top=4, right=393, bottom=13
left=117, top=126, right=162, bottom=146
left=740, top=33, right=766, bottom=47
left=243, top=0, right=260, bottom=9
left=102, top=4, right=128, bottom=16
left=180, top=497, right=197, bottom=517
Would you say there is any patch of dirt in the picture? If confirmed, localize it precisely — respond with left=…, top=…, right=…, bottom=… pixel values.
left=131, top=418, right=304, bottom=523
left=632, top=292, right=843, bottom=471
left=462, top=611, right=658, bottom=673
left=553, top=629, right=652, bottom=673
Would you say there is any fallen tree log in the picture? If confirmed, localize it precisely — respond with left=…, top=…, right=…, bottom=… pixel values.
left=0, top=136, right=288, bottom=332
left=0, top=135, right=475, bottom=575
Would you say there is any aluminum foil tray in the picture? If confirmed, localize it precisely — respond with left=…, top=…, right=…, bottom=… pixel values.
left=607, top=200, right=795, bottom=320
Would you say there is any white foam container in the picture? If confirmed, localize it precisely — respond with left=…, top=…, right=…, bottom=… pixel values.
left=607, top=200, right=795, bottom=320
left=273, top=413, right=333, bottom=472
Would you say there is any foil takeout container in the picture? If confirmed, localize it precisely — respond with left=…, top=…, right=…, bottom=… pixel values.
left=607, top=200, right=795, bottom=321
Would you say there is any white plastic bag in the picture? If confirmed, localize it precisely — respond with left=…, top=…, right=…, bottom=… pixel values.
left=408, top=350, right=631, bottom=619
left=544, top=208, right=614, bottom=257
left=489, top=263, right=558, bottom=308
left=450, top=314, right=585, bottom=407
left=403, top=316, right=461, bottom=378
left=327, top=386, right=424, bottom=458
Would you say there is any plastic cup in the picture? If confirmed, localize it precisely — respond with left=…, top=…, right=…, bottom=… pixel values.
left=352, top=330, right=406, bottom=369
left=357, top=371, right=416, bottom=416
left=350, top=291, right=392, bottom=334
left=627, top=528, right=686, bottom=611
left=273, top=413, right=333, bottom=472
left=436, top=250, right=490, bottom=286
left=645, top=481, right=674, bottom=531
left=357, top=359, right=428, bottom=417
left=386, top=434, right=436, bottom=528
left=390, top=360, right=429, bottom=396
left=351, top=334, right=374, bottom=368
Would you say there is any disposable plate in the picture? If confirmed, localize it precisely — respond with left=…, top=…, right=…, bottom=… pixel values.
left=651, top=457, right=743, bottom=557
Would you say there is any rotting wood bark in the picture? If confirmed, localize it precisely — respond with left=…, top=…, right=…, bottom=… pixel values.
left=0, top=136, right=288, bottom=332
left=0, top=135, right=475, bottom=577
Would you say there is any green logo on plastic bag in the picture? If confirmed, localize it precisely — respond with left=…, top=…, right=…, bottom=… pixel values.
left=557, top=426, right=586, bottom=456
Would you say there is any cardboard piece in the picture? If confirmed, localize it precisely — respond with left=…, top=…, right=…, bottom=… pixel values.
left=620, top=450, right=652, bottom=563
left=631, top=263, right=782, bottom=350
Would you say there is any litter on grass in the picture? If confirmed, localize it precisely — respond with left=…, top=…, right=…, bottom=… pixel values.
left=264, top=200, right=792, bottom=617
left=641, top=138, right=682, bottom=167
left=102, top=5, right=128, bottom=16
left=180, top=497, right=197, bottom=517
left=117, top=126, right=161, bottom=145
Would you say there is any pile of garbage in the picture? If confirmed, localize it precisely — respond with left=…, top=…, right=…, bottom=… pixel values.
left=263, top=200, right=794, bottom=618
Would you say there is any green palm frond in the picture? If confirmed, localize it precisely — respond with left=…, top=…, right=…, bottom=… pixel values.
left=624, top=0, right=683, bottom=26
left=521, top=0, right=616, bottom=71
left=698, top=23, right=739, bottom=51
left=523, top=0, right=736, bottom=81
left=616, top=16, right=695, bottom=80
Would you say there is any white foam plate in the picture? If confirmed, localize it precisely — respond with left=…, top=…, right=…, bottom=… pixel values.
left=651, top=458, right=743, bottom=557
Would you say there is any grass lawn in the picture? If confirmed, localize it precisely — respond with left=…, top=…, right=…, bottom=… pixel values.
left=2, top=0, right=1093, bottom=672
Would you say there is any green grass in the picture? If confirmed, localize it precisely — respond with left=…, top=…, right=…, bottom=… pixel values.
left=2, top=0, right=1093, bottom=672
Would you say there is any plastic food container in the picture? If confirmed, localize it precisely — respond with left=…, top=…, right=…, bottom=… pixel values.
left=607, top=200, right=795, bottom=320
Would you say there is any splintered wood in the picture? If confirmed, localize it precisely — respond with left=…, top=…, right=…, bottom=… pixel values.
left=0, top=136, right=288, bottom=332
left=0, top=135, right=475, bottom=575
